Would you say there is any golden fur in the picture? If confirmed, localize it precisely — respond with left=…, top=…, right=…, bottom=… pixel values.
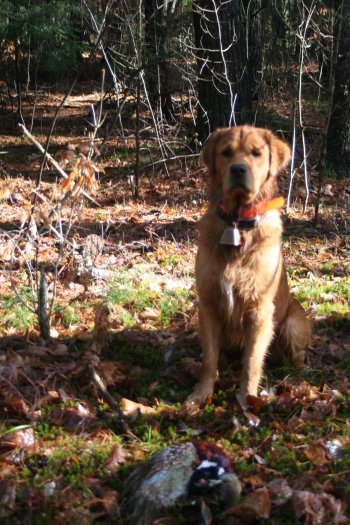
left=186, top=126, right=311, bottom=410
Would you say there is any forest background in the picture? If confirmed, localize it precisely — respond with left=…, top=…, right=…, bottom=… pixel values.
left=0, top=1, right=349, bottom=524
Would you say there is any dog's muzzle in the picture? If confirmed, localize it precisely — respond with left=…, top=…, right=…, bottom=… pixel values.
left=229, top=163, right=254, bottom=193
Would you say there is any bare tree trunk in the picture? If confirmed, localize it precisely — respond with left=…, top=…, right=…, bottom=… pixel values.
left=38, top=265, right=50, bottom=341
left=326, top=0, right=350, bottom=178
left=14, top=39, right=24, bottom=124
left=244, top=0, right=265, bottom=91
left=192, top=0, right=252, bottom=142
left=144, top=0, right=178, bottom=119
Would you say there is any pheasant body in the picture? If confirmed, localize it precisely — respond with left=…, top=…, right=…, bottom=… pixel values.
left=123, top=441, right=241, bottom=525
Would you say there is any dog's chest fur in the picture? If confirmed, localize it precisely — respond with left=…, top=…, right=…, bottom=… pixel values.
left=218, top=230, right=282, bottom=317
left=196, top=209, right=283, bottom=318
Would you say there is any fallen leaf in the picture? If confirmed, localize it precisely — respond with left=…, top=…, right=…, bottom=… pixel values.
left=321, top=493, right=350, bottom=525
left=0, top=427, right=35, bottom=450
left=246, top=394, right=267, bottom=414
left=121, top=398, right=157, bottom=416
left=267, top=478, right=292, bottom=505
left=242, top=474, right=264, bottom=490
left=0, top=185, right=11, bottom=201
left=105, top=445, right=127, bottom=472
left=304, top=441, right=330, bottom=466
left=294, top=491, right=323, bottom=524
left=293, top=491, right=349, bottom=525
left=0, top=399, right=29, bottom=417
left=227, top=487, right=271, bottom=522
left=139, top=307, right=160, bottom=320
left=271, top=421, right=285, bottom=432
left=49, top=405, right=98, bottom=430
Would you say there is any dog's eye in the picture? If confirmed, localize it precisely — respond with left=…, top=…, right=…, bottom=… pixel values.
left=221, top=147, right=232, bottom=157
left=251, top=149, right=261, bottom=157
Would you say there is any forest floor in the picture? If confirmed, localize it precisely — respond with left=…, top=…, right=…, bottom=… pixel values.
left=0, top=81, right=349, bottom=525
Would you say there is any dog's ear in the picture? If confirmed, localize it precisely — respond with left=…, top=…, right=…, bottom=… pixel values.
left=265, top=131, right=291, bottom=176
left=201, top=129, right=224, bottom=175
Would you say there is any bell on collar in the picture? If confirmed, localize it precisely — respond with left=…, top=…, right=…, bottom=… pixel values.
left=219, top=223, right=242, bottom=246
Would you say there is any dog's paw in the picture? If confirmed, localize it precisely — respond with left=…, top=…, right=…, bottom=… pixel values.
left=179, top=398, right=201, bottom=416
left=236, top=392, right=249, bottom=411
left=180, top=384, right=214, bottom=414
left=292, top=352, right=306, bottom=370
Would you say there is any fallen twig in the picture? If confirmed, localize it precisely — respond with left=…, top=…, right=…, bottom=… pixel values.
left=91, top=365, right=134, bottom=437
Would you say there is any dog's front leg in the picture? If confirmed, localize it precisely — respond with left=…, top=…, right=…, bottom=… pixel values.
left=185, top=300, right=222, bottom=407
left=237, top=302, right=274, bottom=410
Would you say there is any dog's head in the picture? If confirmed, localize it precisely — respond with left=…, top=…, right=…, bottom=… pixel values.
left=202, top=126, right=291, bottom=206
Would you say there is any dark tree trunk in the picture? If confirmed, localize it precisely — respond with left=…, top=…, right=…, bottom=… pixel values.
left=192, top=0, right=252, bottom=142
left=144, top=0, right=177, bottom=119
left=245, top=0, right=265, bottom=92
left=14, top=39, right=24, bottom=124
left=326, top=0, right=350, bottom=178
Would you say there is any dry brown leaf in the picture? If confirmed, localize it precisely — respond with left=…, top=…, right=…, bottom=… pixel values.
left=0, top=427, right=35, bottom=450
left=153, top=246, right=167, bottom=261
left=34, top=208, right=52, bottom=229
left=293, top=491, right=323, bottom=524
left=321, top=494, right=350, bottom=525
left=271, top=420, right=286, bottom=432
left=227, top=487, right=271, bottom=522
left=139, top=307, right=160, bottom=320
left=304, top=441, right=330, bottom=466
left=267, top=478, right=292, bottom=505
left=121, top=398, right=157, bottom=416
left=242, top=474, right=264, bottom=490
left=0, top=185, right=11, bottom=201
left=61, top=173, right=75, bottom=192
left=49, top=405, right=97, bottom=430
left=300, top=399, right=335, bottom=422
left=105, top=445, right=128, bottom=472
left=0, top=241, right=13, bottom=261
left=246, top=394, right=267, bottom=414
left=0, top=398, right=29, bottom=417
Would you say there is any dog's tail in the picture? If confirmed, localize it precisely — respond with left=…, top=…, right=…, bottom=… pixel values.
left=273, top=298, right=311, bottom=367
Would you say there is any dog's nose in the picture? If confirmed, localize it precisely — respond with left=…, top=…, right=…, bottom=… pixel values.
left=230, top=163, right=247, bottom=178
left=229, top=163, right=252, bottom=191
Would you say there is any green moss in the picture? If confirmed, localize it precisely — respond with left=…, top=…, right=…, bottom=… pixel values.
left=0, top=288, right=36, bottom=331
left=107, top=269, right=193, bottom=329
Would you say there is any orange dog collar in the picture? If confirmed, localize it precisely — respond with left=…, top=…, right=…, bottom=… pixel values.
left=239, top=196, right=285, bottom=219
left=218, top=196, right=285, bottom=223
left=217, top=197, right=285, bottom=246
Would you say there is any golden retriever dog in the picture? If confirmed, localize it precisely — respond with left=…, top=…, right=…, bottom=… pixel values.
left=186, top=126, right=311, bottom=411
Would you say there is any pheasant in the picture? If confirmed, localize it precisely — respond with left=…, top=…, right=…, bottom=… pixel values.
left=122, top=441, right=241, bottom=525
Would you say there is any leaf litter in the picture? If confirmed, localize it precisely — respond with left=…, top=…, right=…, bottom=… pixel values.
left=0, top=86, right=349, bottom=524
